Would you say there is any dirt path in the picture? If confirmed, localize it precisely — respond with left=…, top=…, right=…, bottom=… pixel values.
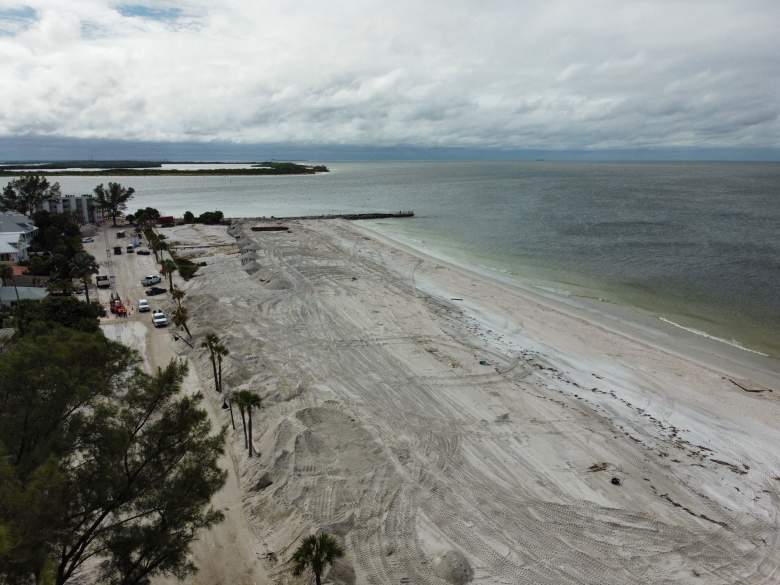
left=86, top=226, right=270, bottom=585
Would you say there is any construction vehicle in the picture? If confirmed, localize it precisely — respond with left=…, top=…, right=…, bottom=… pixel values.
left=109, top=292, right=128, bottom=317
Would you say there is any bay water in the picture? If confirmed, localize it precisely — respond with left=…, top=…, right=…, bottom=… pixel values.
left=10, top=161, right=780, bottom=355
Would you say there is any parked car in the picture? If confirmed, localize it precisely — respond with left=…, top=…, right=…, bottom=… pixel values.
left=141, top=274, right=162, bottom=286
left=113, top=246, right=122, bottom=255
left=116, top=231, right=126, bottom=238
left=81, top=237, right=94, bottom=243
left=137, top=299, right=150, bottom=312
left=152, top=309, right=168, bottom=328
left=136, top=249, right=151, bottom=255
left=126, top=245, right=135, bottom=253
left=145, top=286, right=166, bottom=296
left=95, top=275, right=110, bottom=289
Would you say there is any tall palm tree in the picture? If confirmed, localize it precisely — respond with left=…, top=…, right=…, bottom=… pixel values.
left=215, top=343, right=229, bottom=395
left=201, top=333, right=220, bottom=393
left=234, top=390, right=261, bottom=457
left=234, top=391, right=249, bottom=450
left=291, top=532, right=344, bottom=585
left=161, top=259, right=177, bottom=293
left=172, top=305, right=192, bottom=338
left=69, top=251, right=99, bottom=304
left=94, top=182, right=135, bottom=226
left=171, top=288, right=186, bottom=310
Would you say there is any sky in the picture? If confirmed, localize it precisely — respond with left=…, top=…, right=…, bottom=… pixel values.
left=0, top=0, right=779, bottom=160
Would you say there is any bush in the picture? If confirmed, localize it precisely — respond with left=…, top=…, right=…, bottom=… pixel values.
left=196, top=210, right=224, bottom=225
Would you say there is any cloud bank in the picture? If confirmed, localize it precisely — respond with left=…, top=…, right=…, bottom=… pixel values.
left=0, top=0, right=778, bottom=151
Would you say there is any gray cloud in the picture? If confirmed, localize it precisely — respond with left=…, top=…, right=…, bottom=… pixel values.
left=0, top=0, right=778, bottom=151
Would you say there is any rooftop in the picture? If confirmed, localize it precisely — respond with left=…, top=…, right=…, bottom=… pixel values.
left=0, top=212, right=36, bottom=234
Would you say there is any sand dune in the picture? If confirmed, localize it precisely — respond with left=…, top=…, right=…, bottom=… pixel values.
left=166, top=219, right=780, bottom=585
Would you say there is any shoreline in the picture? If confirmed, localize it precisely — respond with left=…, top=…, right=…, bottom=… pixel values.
left=355, top=219, right=780, bottom=371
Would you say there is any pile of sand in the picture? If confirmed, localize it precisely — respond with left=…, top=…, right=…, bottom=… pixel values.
left=433, top=550, right=474, bottom=585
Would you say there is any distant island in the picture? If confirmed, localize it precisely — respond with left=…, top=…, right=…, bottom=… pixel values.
left=0, top=161, right=329, bottom=176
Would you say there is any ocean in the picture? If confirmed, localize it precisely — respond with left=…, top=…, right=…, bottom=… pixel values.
left=7, top=161, right=780, bottom=355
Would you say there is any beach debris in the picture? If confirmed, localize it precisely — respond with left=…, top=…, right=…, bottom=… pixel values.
left=611, top=477, right=622, bottom=486
left=495, top=413, right=510, bottom=423
left=726, top=377, right=773, bottom=393
left=588, top=462, right=609, bottom=472
left=710, top=458, right=748, bottom=475
left=251, top=225, right=289, bottom=231
left=479, top=359, right=489, bottom=366
left=451, top=297, right=463, bottom=301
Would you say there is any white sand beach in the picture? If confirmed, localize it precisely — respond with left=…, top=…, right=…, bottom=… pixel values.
left=145, top=219, right=780, bottom=585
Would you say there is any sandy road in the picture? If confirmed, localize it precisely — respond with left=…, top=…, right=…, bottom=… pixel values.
left=84, top=225, right=270, bottom=585
left=157, top=219, right=780, bottom=585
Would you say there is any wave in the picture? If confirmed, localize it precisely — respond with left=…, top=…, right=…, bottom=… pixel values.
left=658, top=317, right=769, bottom=357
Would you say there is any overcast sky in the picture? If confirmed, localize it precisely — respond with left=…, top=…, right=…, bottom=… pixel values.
left=0, top=0, right=778, bottom=157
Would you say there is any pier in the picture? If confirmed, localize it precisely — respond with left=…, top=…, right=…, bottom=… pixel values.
left=239, top=211, right=414, bottom=222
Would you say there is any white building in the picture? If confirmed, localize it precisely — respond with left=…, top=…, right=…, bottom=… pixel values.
left=0, top=212, right=37, bottom=263
left=37, top=194, right=99, bottom=224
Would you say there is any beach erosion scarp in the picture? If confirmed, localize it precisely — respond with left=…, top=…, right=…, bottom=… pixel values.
left=163, top=218, right=780, bottom=585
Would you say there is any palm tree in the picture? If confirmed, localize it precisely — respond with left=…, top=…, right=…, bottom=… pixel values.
left=215, top=343, right=228, bottom=395
left=234, top=390, right=261, bottom=457
left=201, top=333, right=220, bottom=393
left=94, top=182, right=135, bottom=226
left=171, top=288, right=186, bottom=310
left=161, top=259, right=177, bottom=292
left=291, top=532, right=344, bottom=585
left=172, top=305, right=192, bottom=338
left=234, top=391, right=249, bottom=450
left=69, top=251, right=99, bottom=304
left=224, top=390, right=236, bottom=431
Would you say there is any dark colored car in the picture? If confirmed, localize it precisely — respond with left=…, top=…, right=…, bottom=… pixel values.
left=136, top=249, right=151, bottom=255
left=145, top=286, right=167, bottom=296
left=113, top=246, right=122, bottom=255
left=126, top=246, right=135, bottom=253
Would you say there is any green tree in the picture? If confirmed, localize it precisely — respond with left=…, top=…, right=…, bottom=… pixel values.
left=161, top=259, right=177, bottom=293
left=130, top=207, right=160, bottom=229
left=0, top=333, right=227, bottom=585
left=182, top=211, right=195, bottom=224
left=94, top=182, right=135, bottom=226
left=291, top=532, right=344, bottom=585
left=234, top=390, right=261, bottom=457
left=201, top=333, right=220, bottom=393
left=69, top=252, right=99, bottom=304
left=15, top=297, right=102, bottom=335
left=0, top=175, right=61, bottom=216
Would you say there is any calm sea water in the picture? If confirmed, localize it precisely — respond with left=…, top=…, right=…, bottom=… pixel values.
left=8, top=161, right=780, bottom=354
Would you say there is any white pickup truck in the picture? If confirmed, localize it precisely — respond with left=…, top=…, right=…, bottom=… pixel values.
left=152, top=309, right=168, bottom=328
left=141, top=274, right=162, bottom=286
